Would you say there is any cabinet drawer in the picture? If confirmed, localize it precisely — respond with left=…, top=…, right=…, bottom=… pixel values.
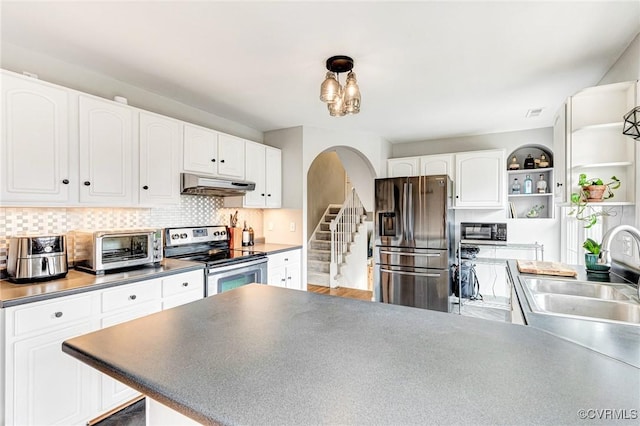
left=162, top=290, right=203, bottom=310
left=161, top=270, right=204, bottom=297
left=101, top=280, right=162, bottom=313
left=268, top=249, right=301, bottom=266
left=12, top=294, right=93, bottom=337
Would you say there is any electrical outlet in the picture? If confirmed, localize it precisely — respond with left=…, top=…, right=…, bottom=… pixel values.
left=289, top=222, right=296, bottom=232
left=622, top=235, right=633, bottom=257
left=268, top=222, right=274, bottom=231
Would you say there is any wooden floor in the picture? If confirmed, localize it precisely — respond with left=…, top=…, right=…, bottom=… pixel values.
left=307, top=284, right=372, bottom=301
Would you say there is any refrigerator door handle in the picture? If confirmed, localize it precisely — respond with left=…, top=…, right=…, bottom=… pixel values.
left=380, top=268, right=441, bottom=278
left=405, top=182, right=414, bottom=242
left=379, top=250, right=441, bottom=257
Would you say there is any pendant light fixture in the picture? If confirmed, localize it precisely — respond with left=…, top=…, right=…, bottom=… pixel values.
left=320, top=55, right=361, bottom=116
left=622, top=106, right=640, bottom=140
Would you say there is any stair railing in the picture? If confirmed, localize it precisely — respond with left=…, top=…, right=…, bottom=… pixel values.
left=330, top=188, right=365, bottom=287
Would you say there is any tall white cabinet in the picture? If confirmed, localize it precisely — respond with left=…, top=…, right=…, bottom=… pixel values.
left=79, top=95, right=136, bottom=205
left=139, top=112, right=182, bottom=205
left=1, top=72, right=72, bottom=204
left=226, top=142, right=282, bottom=209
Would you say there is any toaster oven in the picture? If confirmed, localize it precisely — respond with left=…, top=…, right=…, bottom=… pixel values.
left=73, top=229, right=163, bottom=274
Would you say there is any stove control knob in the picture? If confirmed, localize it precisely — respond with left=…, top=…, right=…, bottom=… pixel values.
left=171, top=234, right=179, bottom=240
left=220, top=231, right=226, bottom=237
left=180, top=233, right=188, bottom=239
left=213, top=231, right=220, bottom=236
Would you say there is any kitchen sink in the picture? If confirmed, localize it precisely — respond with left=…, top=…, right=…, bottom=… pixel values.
left=521, top=278, right=640, bottom=326
left=531, top=293, right=640, bottom=325
left=525, top=279, right=631, bottom=301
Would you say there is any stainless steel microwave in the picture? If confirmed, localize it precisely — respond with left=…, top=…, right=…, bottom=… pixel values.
left=460, top=222, right=507, bottom=244
left=73, top=229, right=163, bottom=274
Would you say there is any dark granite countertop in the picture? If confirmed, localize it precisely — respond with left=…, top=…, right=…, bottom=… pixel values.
left=0, top=259, right=204, bottom=308
left=64, top=284, right=639, bottom=425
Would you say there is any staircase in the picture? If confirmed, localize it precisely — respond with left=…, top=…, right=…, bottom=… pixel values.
left=307, top=205, right=340, bottom=286
left=308, top=188, right=366, bottom=288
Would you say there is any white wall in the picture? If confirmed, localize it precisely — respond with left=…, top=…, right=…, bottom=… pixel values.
left=1, top=43, right=263, bottom=142
left=599, top=32, right=640, bottom=85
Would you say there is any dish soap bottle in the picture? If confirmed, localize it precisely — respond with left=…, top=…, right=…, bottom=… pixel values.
left=524, top=174, right=533, bottom=194
left=242, top=221, right=250, bottom=247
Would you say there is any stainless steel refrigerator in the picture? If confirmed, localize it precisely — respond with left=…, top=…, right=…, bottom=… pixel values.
left=374, top=175, right=454, bottom=312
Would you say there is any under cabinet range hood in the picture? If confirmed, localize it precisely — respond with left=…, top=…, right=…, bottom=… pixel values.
left=180, top=173, right=256, bottom=197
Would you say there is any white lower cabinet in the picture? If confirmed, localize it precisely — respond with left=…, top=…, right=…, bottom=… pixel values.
left=2, top=292, right=97, bottom=426
left=268, top=249, right=302, bottom=290
left=1, top=268, right=205, bottom=425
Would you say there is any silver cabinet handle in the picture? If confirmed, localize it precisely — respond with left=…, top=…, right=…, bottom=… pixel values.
left=380, top=268, right=440, bottom=277
left=379, top=251, right=441, bottom=257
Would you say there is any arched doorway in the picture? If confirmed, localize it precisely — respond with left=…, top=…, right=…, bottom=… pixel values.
left=305, top=146, right=376, bottom=298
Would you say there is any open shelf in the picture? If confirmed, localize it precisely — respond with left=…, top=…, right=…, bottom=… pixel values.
left=508, top=193, right=553, bottom=198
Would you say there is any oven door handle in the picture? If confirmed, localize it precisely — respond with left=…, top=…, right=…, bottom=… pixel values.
left=207, top=257, right=268, bottom=274
left=380, top=268, right=441, bottom=278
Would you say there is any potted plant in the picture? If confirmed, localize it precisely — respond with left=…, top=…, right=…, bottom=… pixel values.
left=569, top=174, right=621, bottom=228
left=582, top=238, right=610, bottom=272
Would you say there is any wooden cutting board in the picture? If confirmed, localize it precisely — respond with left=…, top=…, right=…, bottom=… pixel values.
left=516, top=260, right=578, bottom=277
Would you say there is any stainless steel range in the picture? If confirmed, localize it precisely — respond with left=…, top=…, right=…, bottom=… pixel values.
left=163, top=225, right=268, bottom=296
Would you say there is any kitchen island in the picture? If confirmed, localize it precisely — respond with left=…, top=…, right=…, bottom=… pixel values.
left=63, top=284, right=639, bottom=425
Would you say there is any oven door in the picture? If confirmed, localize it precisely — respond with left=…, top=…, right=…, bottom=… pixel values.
left=206, top=257, right=268, bottom=296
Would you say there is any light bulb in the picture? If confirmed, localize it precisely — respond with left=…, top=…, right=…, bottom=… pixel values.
left=320, top=72, right=340, bottom=103
left=343, top=71, right=361, bottom=114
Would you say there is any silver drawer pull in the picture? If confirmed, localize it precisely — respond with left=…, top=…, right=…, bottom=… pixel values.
left=380, top=268, right=440, bottom=278
left=182, top=282, right=189, bottom=287
left=54, top=311, right=63, bottom=318
left=129, top=295, right=137, bottom=300
left=379, top=251, right=441, bottom=257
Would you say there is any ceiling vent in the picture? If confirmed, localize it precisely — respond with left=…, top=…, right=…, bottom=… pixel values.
left=526, top=108, right=544, bottom=118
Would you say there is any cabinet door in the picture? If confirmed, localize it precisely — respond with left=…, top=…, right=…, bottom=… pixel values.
left=553, top=103, right=568, bottom=202
left=99, top=301, right=162, bottom=412
left=265, top=146, right=282, bottom=208
left=217, top=133, right=245, bottom=179
left=420, top=154, right=454, bottom=178
left=455, top=150, right=505, bottom=208
left=79, top=95, right=135, bottom=204
left=1, top=72, right=71, bottom=203
left=183, top=123, right=218, bottom=174
left=268, top=264, right=287, bottom=288
left=387, top=158, right=419, bottom=177
left=139, top=112, right=182, bottom=205
left=285, top=263, right=302, bottom=290
left=11, top=322, right=95, bottom=426
left=243, top=142, right=267, bottom=207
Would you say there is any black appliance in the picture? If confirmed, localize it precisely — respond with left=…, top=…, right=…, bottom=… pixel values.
left=460, top=222, right=507, bottom=245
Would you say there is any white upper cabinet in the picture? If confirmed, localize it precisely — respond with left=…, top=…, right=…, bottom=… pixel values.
left=1, top=72, right=72, bottom=204
left=225, top=142, right=282, bottom=208
left=455, top=149, right=505, bottom=208
left=265, top=146, right=282, bottom=208
left=217, top=133, right=246, bottom=179
left=387, top=157, right=420, bottom=177
left=420, top=154, right=454, bottom=178
left=139, top=112, right=182, bottom=205
left=183, top=124, right=245, bottom=179
left=79, top=95, right=136, bottom=205
left=183, top=123, right=218, bottom=174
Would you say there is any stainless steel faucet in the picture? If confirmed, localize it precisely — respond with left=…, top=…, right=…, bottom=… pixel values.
left=599, top=224, right=640, bottom=299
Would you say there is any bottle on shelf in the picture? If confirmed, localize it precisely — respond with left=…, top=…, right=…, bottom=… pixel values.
left=249, top=227, right=254, bottom=246
left=536, top=174, right=547, bottom=193
left=524, top=175, right=533, bottom=194
left=242, top=221, right=250, bottom=247
left=511, top=178, right=521, bottom=194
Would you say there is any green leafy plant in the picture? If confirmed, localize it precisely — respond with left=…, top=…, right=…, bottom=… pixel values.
left=582, top=238, right=601, bottom=255
left=568, top=174, right=621, bottom=228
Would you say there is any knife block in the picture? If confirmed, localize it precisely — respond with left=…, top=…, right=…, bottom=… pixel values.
left=229, top=227, right=243, bottom=249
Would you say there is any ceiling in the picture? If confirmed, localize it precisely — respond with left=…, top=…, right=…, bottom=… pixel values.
left=1, top=1, right=639, bottom=143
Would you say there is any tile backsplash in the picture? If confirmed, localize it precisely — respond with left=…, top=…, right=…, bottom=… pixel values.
left=0, top=195, right=263, bottom=269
